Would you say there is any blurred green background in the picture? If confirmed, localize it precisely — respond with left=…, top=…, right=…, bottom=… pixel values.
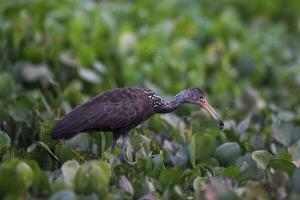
left=1, top=0, right=300, bottom=199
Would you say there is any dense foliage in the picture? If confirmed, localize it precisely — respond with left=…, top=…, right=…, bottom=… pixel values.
left=1, top=0, right=300, bottom=199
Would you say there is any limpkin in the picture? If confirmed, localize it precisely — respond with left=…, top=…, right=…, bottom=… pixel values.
left=52, top=87, right=224, bottom=162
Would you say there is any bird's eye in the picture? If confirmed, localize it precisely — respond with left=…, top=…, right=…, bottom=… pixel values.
left=200, top=96, right=204, bottom=99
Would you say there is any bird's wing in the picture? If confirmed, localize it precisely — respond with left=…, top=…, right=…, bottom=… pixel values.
left=51, top=88, right=148, bottom=139
left=85, top=90, right=147, bottom=130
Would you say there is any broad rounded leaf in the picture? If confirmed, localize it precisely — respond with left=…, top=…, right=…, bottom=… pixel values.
left=0, top=159, right=34, bottom=196
left=0, top=73, right=15, bottom=100
left=118, top=176, right=134, bottom=195
left=62, top=160, right=80, bottom=182
left=191, top=133, right=216, bottom=165
left=16, top=161, right=34, bottom=187
left=252, top=150, right=273, bottom=170
left=268, top=159, right=296, bottom=177
left=291, top=168, right=300, bottom=192
left=220, top=166, right=240, bottom=178
left=52, top=179, right=73, bottom=193
left=78, top=68, right=101, bottom=84
left=49, top=190, right=76, bottom=200
left=0, top=130, right=11, bottom=149
left=215, top=142, right=241, bottom=166
left=159, top=167, right=183, bottom=188
left=74, top=160, right=111, bottom=197
left=272, top=122, right=300, bottom=147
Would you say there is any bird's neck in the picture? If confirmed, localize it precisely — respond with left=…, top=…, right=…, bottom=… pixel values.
left=159, top=90, right=188, bottom=113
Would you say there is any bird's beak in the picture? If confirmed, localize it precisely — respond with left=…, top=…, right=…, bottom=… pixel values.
left=199, top=100, right=224, bottom=129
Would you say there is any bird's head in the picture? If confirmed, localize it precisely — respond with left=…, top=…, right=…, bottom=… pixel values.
left=185, top=87, right=224, bottom=129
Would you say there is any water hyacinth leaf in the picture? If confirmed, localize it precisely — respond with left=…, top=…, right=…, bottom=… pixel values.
left=252, top=150, right=274, bottom=170
left=118, top=32, right=137, bottom=57
left=0, top=164, right=26, bottom=197
left=215, top=142, right=241, bottom=166
left=39, top=120, right=57, bottom=148
left=276, top=111, right=295, bottom=122
left=24, top=160, right=51, bottom=195
left=272, top=122, right=300, bottom=147
left=150, top=153, right=164, bottom=176
left=0, top=72, right=15, bottom=100
left=8, top=96, right=33, bottom=122
left=235, top=115, right=250, bottom=137
left=174, top=147, right=189, bottom=166
left=191, top=133, right=216, bottom=166
left=62, top=160, right=80, bottom=182
left=201, top=176, right=239, bottom=200
left=0, top=130, right=11, bottom=149
left=93, top=61, right=107, bottom=74
left=159, top=167, right=184, bottom=188
left=67, top=133, right=90, bottom=152
left=56, top=144, right=81, bottom=162
left=220, top=166, right=240, bottom=178
left=74, top=160, right=111, bottom=197
left=241, top=184, right=271, bottom=200
left=290, top=168, right=300, bottom=192
left=268, top=159, right=296, bottom=177
left=0, top=159, right=33, bottom=197
left=78, top=68, right=101, bottom=84
left=289, top=140, right=300, bottom=164
left=63, top=81, right=83, bottom=107
left=236, top=153, right=264, bottom=180
left=118, top=175, right=134, bottom=195
left=193, top=176, right=206, bottom=192
left=52, top=179, right=73, bottom=193
left=27, top=143, right=53, bottom=170
left=21, top=63, right=53, bottom=83
left=49, top=190, right=76, bottom=200
left=16, top=161, right=34, bottom=187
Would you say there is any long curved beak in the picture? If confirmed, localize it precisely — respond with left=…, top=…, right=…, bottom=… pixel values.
left=199, top=101, right=224, bottom=129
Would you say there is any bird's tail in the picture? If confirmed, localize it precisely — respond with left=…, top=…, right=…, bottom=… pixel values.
left=51, top=121, right=80, bottom=140
left=51, top=126, right=79, bottom=140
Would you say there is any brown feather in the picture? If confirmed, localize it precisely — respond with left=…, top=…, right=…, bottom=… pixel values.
left=51, top=88, right=154, bottom=139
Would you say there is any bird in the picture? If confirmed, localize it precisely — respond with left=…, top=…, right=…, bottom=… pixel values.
left=51, top=87, right=224, bottom=162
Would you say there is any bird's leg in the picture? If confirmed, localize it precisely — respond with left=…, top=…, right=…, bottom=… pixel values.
left=120, top=132, right=136, bottom=164
left=111, top=132, right=121, bottom=153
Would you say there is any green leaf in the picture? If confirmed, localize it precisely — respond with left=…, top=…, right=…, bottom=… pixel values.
left=52, top=179, right=73, bottom=193
left=268, top=159, right=296, bottom=177
left=0, top=73, right=15, bottom=100
left=62, top=160, right=80, bottom=182
left=191, top=133, right=216, bottom=166
left=49, top=190, right=76, bottom=200
left=55, top=144, right=81, bottom=162
left=74, top=160, right=111, bottom=197
left=16, top=161, right=34, bottom=187
left=24, top=160, right=51, bottom=196
left=159, top=167, right=183, bottom=188
left=118, top=175, right=134, bottom=195
left=220, top=166, right=240, bottom=178
left=39, top=120, right=57, bottom=148
left=78, top=68, right=101, bottom=84
left=193, top=176, right=206, bottom=192
left=214, top=142, right=241, bottom=166
left=252, top=150, right=274, bottom=170
left=291, top=168, right=300, bottom=192
left=0, top=130, right=11, bottom=149
left=8, top=96, right=33, bottom=122
left=27, top=144, right=53, bottom=170
left=0, top=159, right=34, bottom=197
left=272, top=122, right=300, bottom=147
left=63, top=81, right=83, bottom=107
left=290, top=140, right=300, bottom=162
